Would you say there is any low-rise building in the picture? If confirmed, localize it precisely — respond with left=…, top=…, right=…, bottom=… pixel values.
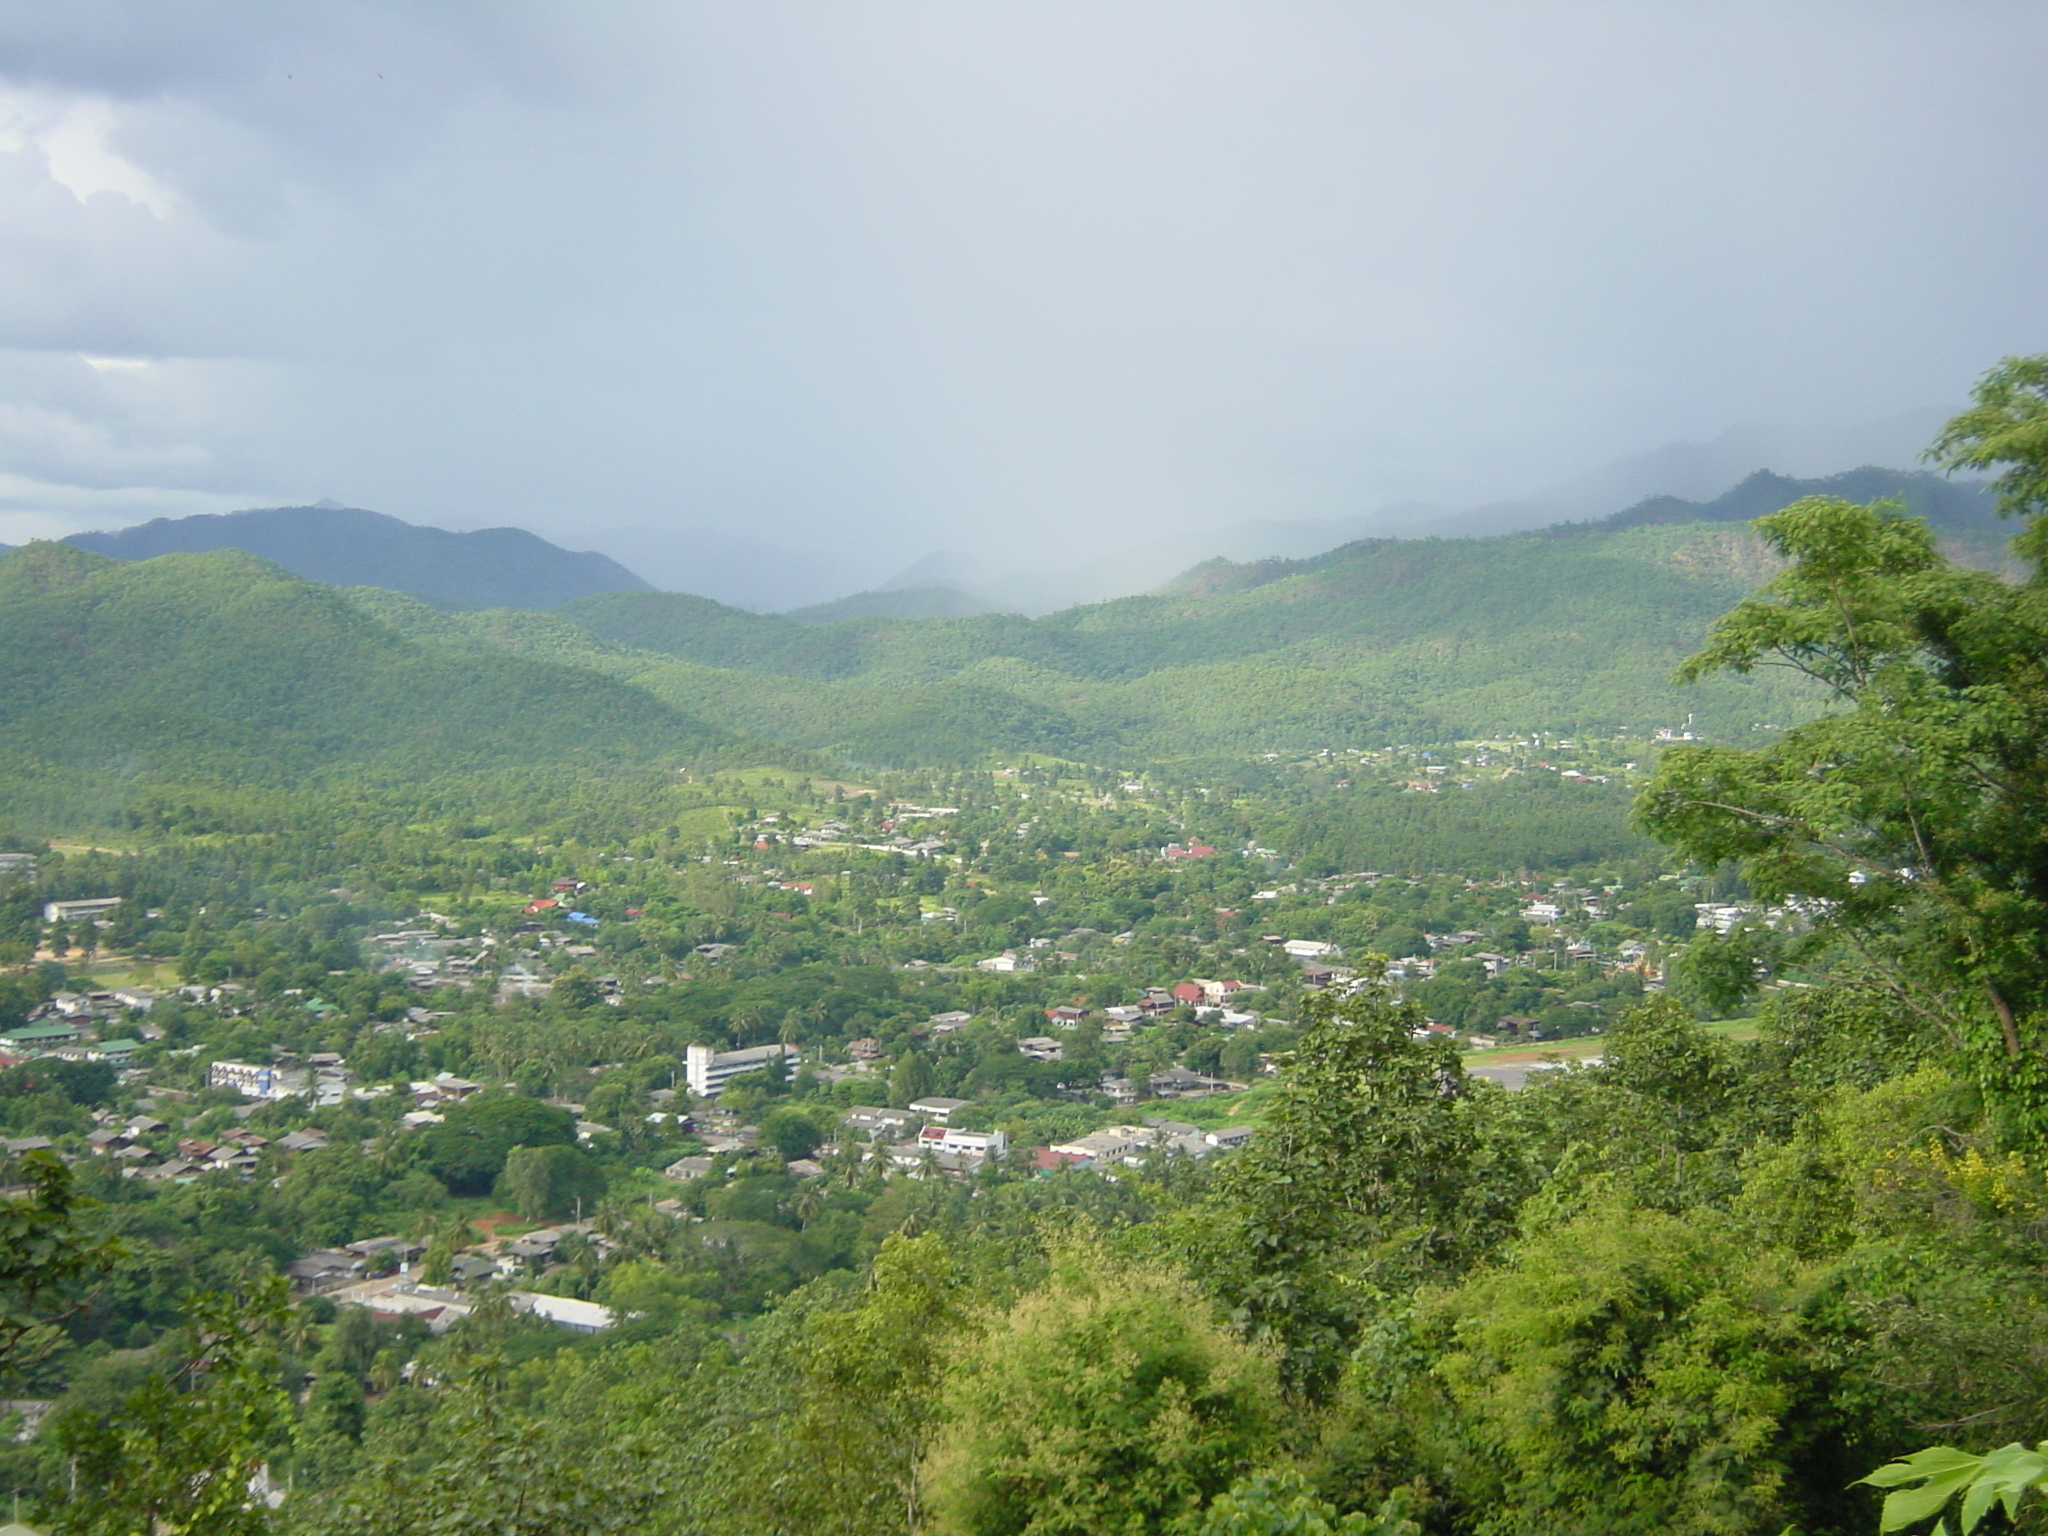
left=916, top=1125, right=1006, bottom=1158
left=1149, top=1066, right=1231, bottom=1097
left=285, top=1249, right=363, bottom=1292
left=1, top=1021, right=81, bottom=1053
left=510, top=1291, right=614, bottom=1333
left=845, top=1105, right=917, bottom=1139
left=1048, top=1126, right=1153, bottom=1163
left=42, top=897, right=119, bottom=925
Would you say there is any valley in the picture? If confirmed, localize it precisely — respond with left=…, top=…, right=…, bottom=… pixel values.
left=0, top=444, right=2042, bottom=1536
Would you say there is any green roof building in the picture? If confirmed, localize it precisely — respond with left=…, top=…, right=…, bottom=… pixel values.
left=0, top=1021, right=80, bottom=1049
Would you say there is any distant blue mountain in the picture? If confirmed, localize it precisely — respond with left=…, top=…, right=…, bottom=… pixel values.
left=64, top=504, right=651, bottom=611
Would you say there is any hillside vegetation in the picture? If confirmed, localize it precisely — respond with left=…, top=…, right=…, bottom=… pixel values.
left=0, top=543, right=732, bottom=830
left=65, top=504, right=651, bottom=611
left=7, top=468, right=1995, bottom=846
left=489, top=512, right=1881, bottom=763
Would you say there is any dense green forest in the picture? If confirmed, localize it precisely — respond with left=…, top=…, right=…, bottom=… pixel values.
left=8, top=365, right=2048, bottom=1535
left=64, top=504, right=652, bottom=612
left=2, top=468, right=1973, bottom=826
left=352, top=470, right=2003, bottom=768
left=0, top=541, right=744, bottom=832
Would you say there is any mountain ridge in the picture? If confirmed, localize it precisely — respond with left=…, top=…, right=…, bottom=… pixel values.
left=0, top=541, right=735, bottom=830
left=63, top=504, right=652, bottom=612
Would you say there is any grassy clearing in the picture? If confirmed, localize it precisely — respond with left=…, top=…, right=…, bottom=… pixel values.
left=670, top=804, right=739, bottom=842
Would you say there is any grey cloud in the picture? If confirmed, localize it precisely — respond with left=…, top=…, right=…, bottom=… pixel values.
left=0, top=2, right=2041, bottom=605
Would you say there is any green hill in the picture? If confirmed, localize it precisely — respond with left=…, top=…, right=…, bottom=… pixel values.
left=376, top=516, right=1807, bottom=765
left=508, top=517, right=1835, bottom=761
left=30, top=468, right=1987, bottom=799
left=65, top=504, right=651, bottom=611
left=0, top=543, right=731, bottom=829
left=784, top=582, right=995, bottom=624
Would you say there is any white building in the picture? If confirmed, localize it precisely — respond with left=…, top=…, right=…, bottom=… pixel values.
left=210, top=1059, right=352, bottom=1104
left=209, top=1060, right=301, bottom=1100
left=916, top=1125, right=1007, bottom=1158
left=510, top=1292, right=615, bottom=1333
left=43, top=897, right=120, bottom=925
left=1048, top=1126, right=1154, bottom=1163
left=1280, top=939, right=1337, bottom=959
left=1694, top=903, right=1755, bottom=934
left=684, top=1042, right=801, bottom=1098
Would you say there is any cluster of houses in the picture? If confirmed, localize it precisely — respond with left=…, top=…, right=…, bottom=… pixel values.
left=286, top=1226, right=615, bottom=1336
left=1038, top=1117, right=1254, bottom=1170
left=76, top=1112, right=331, bottom=1182
left=655, top=1097, right=1256, bottom=1182
left=745, top=811, right=949, bottom=860
left=0, top=986, right=155, bottom=1068
left=370, top=925, right=489, bottom=991
left=827, top=1096, right=1009, bottom=1173
left=1026, top=979, right=1267, bottom=1041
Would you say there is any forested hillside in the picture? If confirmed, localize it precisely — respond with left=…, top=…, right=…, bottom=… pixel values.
left=446, top=508, right=1833, bottom=762
left=65, top=505, right=652, bottom=611
left=0, top=542, right=733, bottom=830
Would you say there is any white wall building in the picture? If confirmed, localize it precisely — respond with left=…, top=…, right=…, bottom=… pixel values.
left=511, top=1292, right=615, bottom=1333
left=1048, top=1126, right=1154, bottom=1163
left=208, top=1060, right=301, bottom=1100
left=684, top=1042, right=801, bottom=1098
left=916, top=1125, right=1007, bottom=1158
left=44, top=897, right=120, bottom=924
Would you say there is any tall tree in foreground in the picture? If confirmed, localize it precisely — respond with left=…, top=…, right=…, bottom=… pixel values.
left=1180, top=982, right=1490, bottom=1399
left=52, top=1279, right=291, bottom=1536
left=773, top=1234, right=976, bottom=1536
left=1628, top=357, right=2048, bottom=1526
left=0, top=1150, right=120, bottom=1381
left=921, top=1238, right=1283, bottom=1536
left=1635, top=435, right=2048, bottom=1133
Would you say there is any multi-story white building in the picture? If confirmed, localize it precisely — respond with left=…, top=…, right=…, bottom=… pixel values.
left=209, top=1060, right=301, bottom=1100
left=684, top=1042, right=801, bottom=1098
left=915, top=1125, right=1007, bottom=1158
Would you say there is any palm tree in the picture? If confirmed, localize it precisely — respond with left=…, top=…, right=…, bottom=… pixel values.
left=791, top=1180, right=826, bottom=1228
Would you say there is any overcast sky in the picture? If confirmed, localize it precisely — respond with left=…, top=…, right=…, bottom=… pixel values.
left=0, top=2, right=2043, bottom=605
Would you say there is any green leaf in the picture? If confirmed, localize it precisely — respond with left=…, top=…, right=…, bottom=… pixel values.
left=1875, top=1456, right=1985, bottom=1533
left=1956, top=1443, right=2048, bottom=1531
left=1859, top=1446, right=1985, bottom=1489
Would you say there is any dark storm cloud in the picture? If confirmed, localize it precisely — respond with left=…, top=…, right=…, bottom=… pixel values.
left=0, top=2, right=2042, bottom=604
